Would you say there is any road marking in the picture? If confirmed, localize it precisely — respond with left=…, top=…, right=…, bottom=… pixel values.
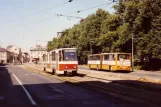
left=49, top=85, right=64, bottom=93
left=12, top=73, right=37, bottom=105
left=25, top=73, right=37, bottom=76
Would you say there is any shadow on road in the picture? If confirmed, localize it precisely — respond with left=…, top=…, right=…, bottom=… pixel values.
left=1, top=64, right=161, bottom=107
left=72, top=80, right=161, bottom=107
left=0, top=65, right=32, bottom=107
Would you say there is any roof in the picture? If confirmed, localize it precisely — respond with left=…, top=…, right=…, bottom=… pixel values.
left=6, top=45, right=19, bottom=49
left=6, top=45, right=13, bottom=49
left=50, top=48, right=77, bottom=52
left=0, top=48, right=8, bottom=52
left=30, top=45, right=47, bottom=51
left=89, top=53, right=131, bottom=56
left=102, top=53, right=131, bottom=54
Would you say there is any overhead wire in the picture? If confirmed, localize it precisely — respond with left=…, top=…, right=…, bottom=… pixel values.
left=3, top=0, right=72, bottom=30
left=55, top=14, right=83, bottom=20
left=102, top=1, right=115, bottom=10
left=54, top=1, right=117, bottom=20
left=6, top=1, right=72, bottom=24
left=74, top=0, right=117, bottom=13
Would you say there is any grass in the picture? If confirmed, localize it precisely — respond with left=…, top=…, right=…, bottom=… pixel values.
left=134, top=65, right=142, bottom=70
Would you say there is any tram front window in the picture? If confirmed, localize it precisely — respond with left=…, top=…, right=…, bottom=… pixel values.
left=63, top=50, right=77, bottom=61
left=118, top=54, right=130, bottom=60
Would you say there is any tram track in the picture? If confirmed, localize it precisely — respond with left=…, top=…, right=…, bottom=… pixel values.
left=21, top=65, right=161, bottom=106
left=83, top=75, right=161, bottom=94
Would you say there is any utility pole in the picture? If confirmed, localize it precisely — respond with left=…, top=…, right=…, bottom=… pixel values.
left=132, top=34, right=134, bottom=72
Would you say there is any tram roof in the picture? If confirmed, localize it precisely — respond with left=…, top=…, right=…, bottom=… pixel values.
left=89, top=53, right=131, bottom=56
left=50, top=48, right=77, bottom=52
left=102, top=53, right=131, bottom=54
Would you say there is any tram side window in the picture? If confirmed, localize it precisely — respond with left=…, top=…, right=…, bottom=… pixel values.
left=104, top=54, right=114, bottom=61
left=59, top=51, right=62, bottom=61
left=104, top=55, right=109, bottom=60
left=118, top=54, right=130, bottom=60
left=43, top=54, right=45, bottom=61
left=95, top=55, right=100, bottom=60
left=49, top=54, right=51, bottom=61
left=89, top=55, right=100, bottom=60
left=43, top=54, right=47, bottom=61
left=52, top=52, right=55, bottom=61
left=91, top=55, right=100, bottom=60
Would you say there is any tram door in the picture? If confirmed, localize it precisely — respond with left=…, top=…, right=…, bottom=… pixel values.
left=56, top=52, right=58, bottom=71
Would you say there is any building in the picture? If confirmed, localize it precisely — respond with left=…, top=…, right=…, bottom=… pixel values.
left=6, top=45, right=19, bottom=54
left=0, top=48, right=11, bottom=64
left=6, top=45, right=20, bottom=63
left=30, top=45, right=47, bottom=63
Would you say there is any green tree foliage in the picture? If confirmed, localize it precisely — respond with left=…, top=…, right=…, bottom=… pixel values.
left=47, top=0, right=161, bottom=68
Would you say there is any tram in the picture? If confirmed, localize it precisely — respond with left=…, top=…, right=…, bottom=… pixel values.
left=88, top=53, right=131, bottom=71
left=42, top=48, right=78, bottom=75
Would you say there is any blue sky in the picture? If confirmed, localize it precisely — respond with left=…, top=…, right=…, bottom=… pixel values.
left=0, top=0, right=116, bottom=52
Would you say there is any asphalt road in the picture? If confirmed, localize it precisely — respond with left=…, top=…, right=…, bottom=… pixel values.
left=0, top=64, right=148, bottom=107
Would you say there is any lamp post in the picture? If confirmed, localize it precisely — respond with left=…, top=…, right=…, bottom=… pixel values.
left=132, top=33, right=134, bottom=72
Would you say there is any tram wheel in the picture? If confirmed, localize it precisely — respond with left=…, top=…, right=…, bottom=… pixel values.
left=72, top=71, right=77, bottom=76
left=52, top=69, right=55, bottom=75
left=43, top=67, right=46, bottom=72
left=64, top=71, right=67, bottom=76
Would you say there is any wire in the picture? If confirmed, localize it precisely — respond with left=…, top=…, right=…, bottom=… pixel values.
left=74, top=1, right=117, bottom=13
left=20, top=2, right=68, bottom=18
left=55, top=14, right=83, bottom=20
left=102, top=1, right=115, bottom=10
left=7, top=1, right=72, bottom=24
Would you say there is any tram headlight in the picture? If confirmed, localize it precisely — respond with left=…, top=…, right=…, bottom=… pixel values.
left=65, top=66, right=68, bottom=69
left=74, top=66, right=76, bottom=69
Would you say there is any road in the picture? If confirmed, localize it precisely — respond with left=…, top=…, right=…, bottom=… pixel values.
left=0, top=64, right=148, bottom=107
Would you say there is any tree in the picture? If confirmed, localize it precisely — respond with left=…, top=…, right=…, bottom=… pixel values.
left=47, top=0, right=161, bottom=69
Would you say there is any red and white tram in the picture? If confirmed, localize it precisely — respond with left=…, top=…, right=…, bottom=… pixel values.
left=42, top=48, right=78, bottom=75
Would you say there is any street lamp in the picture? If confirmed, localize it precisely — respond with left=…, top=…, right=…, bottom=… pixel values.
left=132, top=33, right=134, bottom=72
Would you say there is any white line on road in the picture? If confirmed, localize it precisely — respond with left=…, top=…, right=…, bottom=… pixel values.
left=12, top=73, right=37, bottom=105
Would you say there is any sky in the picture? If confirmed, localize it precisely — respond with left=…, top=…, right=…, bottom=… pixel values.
left=0, top=0, right=116, bottom=52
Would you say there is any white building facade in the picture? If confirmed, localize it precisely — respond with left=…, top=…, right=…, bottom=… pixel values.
left=30, top=45, right=47, bottom=62
left=6, top=45, right=20, bottom=63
